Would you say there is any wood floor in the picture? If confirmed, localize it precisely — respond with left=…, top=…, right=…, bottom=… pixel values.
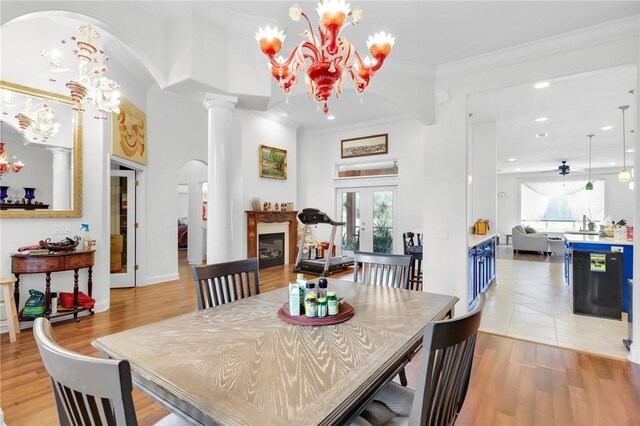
left=2, top=252, right=639, bottom=425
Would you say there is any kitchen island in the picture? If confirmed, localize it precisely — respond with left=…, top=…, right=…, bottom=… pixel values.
left=564, top=234, right=632, bottom=313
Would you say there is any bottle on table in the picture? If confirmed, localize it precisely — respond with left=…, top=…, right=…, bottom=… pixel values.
left=305, top=293, right=317, bottom=318
left=318, top=277, right=328, bottom=299
left=317, top=297, right=328, bottom=318
left=327, top=291, right=339, bottom=316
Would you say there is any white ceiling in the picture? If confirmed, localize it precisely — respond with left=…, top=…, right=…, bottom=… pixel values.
left=134, top=1, right=640, bottom=66
left=469, top=65, right=637, bottom=175
left=3, top=2, right=639, bottom=131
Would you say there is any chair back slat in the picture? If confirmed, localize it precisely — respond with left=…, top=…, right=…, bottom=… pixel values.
left=353, top=251, right=412, bottom=289
left=192, top=258, right=260, bottom=310
left=409, top=293, right=486, bottom=426
left=33, top=318, right=138, bottom=426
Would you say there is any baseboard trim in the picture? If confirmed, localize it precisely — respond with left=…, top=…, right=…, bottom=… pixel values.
left=145, top=273, right=180, bottom=286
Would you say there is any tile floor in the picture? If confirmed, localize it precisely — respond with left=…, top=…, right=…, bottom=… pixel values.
left=480, top=251, right=630, bottom=360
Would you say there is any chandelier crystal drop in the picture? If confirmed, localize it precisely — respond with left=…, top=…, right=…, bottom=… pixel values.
left=256, top=1, right=394, bottom=113
left=59, top=24, right=121, bottom=118
left=618, top=105, right=631, bottom=183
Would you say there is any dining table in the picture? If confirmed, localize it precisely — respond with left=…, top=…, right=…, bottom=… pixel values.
left=93, top=278, right=458, bottom=425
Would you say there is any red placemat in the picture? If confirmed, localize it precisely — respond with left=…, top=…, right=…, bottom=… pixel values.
left=278, top=302, right=354, bottom=326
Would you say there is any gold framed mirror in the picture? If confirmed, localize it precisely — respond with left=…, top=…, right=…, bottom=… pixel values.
left=0, top=81, right=82, bottom=218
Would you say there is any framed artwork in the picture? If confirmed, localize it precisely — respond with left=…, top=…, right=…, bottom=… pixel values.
left=111, top=98, right=147, bottom=165
left=341, top=133, right=388, bottom=159
left=259, top=145, right=287, bottom=180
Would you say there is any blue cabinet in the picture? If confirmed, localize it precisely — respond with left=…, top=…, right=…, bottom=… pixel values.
left=468, top=236, right=496, bottom=309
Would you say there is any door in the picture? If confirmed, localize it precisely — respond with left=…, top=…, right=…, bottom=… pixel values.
left=337, top=186, right=397, bottom=255
left=110, top=169, right=136, bottom=288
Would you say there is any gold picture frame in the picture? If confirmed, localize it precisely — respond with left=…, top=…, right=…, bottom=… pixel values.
left=259, top=145, right=287, bottom=180
left=0, top=81, right=83, bottom=218
left=341, top=133, right=388, bottom=159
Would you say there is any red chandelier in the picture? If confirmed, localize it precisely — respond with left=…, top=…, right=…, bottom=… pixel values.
left=255, top=0, right=394, bottom=114
left=0, top=142, right=25, bottom=178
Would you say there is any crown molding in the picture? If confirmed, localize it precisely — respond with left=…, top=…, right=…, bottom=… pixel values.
left=437, top=15, right=640, bottom=82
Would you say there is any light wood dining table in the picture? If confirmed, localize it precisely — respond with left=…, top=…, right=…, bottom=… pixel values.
left=93, top=278, right=458, bottom=425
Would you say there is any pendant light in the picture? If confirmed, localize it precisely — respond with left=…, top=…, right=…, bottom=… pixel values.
left=618, top=105, right=631, bottom=182
left=585, top=134, right=594, bottom=190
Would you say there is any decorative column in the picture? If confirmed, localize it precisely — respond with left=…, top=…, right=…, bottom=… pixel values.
left=49, top=147, right=71, bottom=210
left=203, top=93, right=238, bottom=263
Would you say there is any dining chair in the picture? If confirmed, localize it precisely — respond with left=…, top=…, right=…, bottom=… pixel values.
left=353, top=293, right=486, bottom=426
left=33, top=317, right=189, bottom=426
left=402, top=232, right=416, bottom=253
left=192, top=258, right=260, bottom=310
left=353, top=251, right=413, bottom=289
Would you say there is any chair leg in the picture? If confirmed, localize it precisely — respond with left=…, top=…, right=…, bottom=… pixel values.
left=398, top=368, right=408, bottom=387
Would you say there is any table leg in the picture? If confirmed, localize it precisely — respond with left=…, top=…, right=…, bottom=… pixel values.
left=88, top=266, right=94, bottom=314
left=73, top=269, right=79, bottom=321
left=44, top=272, right=51, bottom=318
left=13, top=274, right=20, bottom=312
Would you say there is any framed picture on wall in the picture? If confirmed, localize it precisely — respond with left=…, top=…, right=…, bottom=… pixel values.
left=259, top=145, right=287, bottom=180
left=341, top=133, right=388, bottom=159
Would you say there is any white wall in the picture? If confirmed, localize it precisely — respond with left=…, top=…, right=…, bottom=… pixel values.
left=232, top=111, right=298, bottom=260
left=470, top=122, right=497, bottom=230
left=428, top=36, right=639, bottom=310
left=144, top=87, right=207, bottom=284
left=298, top=117, right=426, bottom=254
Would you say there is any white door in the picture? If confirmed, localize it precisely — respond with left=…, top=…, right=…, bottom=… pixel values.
left=110, top=170, right=136, bottom=288
left=336, top=186, right=397, bottom=255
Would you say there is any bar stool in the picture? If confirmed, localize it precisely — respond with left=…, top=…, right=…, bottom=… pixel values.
left=1, top=277, right=20, bottom=342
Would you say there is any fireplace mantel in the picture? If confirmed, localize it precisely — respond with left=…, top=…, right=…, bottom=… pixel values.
left=246, top=210, right=298, bottom=266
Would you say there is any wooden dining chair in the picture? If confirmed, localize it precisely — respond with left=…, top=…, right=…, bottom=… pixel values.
left=353, top=293, right=486, bottom=426
left=353, top=251, right=413, bottom=289
left=192, top=258, right=260, bottom=310
left=33, top=317, right=189, bottom=426
left=402, top=232, right=416, bottom=254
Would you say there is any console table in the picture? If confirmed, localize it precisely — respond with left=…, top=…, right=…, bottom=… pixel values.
left=11, top=250, right=95, bottom=322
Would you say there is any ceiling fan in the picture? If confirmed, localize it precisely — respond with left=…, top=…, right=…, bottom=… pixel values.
left=558, top=160, right=570, bottom=176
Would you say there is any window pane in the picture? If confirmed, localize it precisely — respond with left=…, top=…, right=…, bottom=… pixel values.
left=373, top=191, right=393, bottom=253
left=340, top=192, right=360, bottom=252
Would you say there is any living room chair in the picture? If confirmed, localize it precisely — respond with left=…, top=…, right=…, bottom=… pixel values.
left=352, top=293, right=486, bottom=426
left=353, top=251, right=413, bottom=289
left=192, top=258, right=260, bottom=310
left=33, top=317, right=188, bottom=426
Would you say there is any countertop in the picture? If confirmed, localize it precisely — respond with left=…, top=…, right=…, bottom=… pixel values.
left=468, top=233, right=497, bottom=248
left=564, top=233, right=634, bottom=246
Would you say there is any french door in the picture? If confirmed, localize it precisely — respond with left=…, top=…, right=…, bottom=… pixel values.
left=110, top=169, right=136, bottom=288
left=336, top=186, right=397, bottom=255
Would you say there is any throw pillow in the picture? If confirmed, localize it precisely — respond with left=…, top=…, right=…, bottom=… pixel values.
left=525, top=226, right=536, bottom=234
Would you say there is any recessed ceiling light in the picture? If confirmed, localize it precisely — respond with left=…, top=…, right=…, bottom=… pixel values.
left=534, top=81, right=550, bottom=89
left=281, top=111, right=290, bottom=116
left=536, top=133, right=548, bottom=138
left=609, top=162, right=616, bottom=165
left=626, top=148, right=635, bottom=153
left=601, top=126, right=613, bottom=130
left=515, top=168, right=521, bottom=171
left=507, top=158, right=517, bottom=162
left=327, top=115, right=335, bottom=120
left=535, top=117, right=548, bottom=122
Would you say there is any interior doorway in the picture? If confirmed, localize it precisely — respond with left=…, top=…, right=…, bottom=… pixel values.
left=110, top=168, right=136, bottom=288
left=336, top=186, right=398, bottom=255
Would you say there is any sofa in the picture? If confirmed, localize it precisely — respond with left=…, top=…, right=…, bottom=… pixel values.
left=512, top=225, right=549, bottom=254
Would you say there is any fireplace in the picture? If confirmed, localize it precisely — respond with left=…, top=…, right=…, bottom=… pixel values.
left=258, top=232, right=285, bottom=268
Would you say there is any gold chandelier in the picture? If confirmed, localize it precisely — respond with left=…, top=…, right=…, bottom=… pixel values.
left=256, top=0, right=395, bottom=113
